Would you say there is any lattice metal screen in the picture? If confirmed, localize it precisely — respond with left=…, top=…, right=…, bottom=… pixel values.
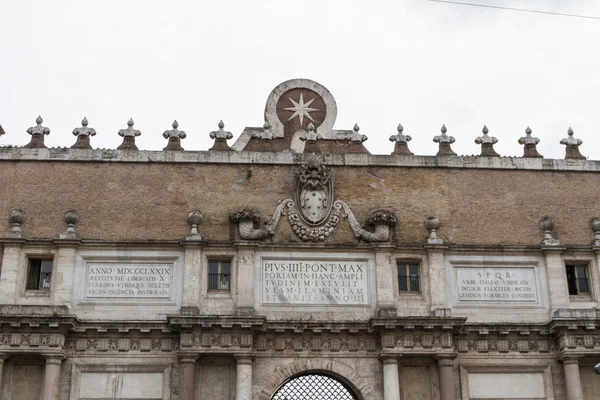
left=271, top=374, right=357, bottom=400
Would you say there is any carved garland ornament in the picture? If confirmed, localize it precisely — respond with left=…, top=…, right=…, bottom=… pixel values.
left=231, top=160, right=396, bottom=242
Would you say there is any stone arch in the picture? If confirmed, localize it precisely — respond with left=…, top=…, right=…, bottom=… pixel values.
left=258, top=358, right=376, bottom=400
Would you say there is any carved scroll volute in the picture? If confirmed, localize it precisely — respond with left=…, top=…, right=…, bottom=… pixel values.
left=336, top=203, right=396, bottom=242
left=230, top=204, right=287, bottom=241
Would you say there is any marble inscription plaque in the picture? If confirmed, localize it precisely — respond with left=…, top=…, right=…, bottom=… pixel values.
left=456, top=267, right=537, bottom=302
left=86, top=263, right=172, bottom=299
left=262, top=259, right=369, bottom=305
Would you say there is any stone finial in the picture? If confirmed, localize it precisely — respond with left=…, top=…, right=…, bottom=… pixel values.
left=299, top=123, right=322, bottom=144
left=117, top=118, right=141, bottom=150
left=540, top=216, right=560, bottom=246
left=389, top=123, right=413, bottom=155
left=162, top=120, right=187, bottom=151
left=209, top=120, right=234, bottom=150
left=433, top=125, right=456, bottom=156
left=518, top=126, right=542, bottom=158
left=59, top=210, right=79, bottom=239
left=186, top=210, right=204, bottom=240
left=474, top=125, right=499, bottom=157
left=560, top=127, right=585, bottom=160
left=346, top=123, right=368, bottom=144
left=25, top=116, right=50, bottom=149
left=591, top=218, right=600, bottom=247
left=425, top=216, right=443, bottom=244
left=5, top=209, right=25, bottom=238
left=71, top=117, right=96, bottom=149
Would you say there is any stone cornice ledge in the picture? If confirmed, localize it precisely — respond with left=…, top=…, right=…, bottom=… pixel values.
left=1, top=147, right=599, bottom=172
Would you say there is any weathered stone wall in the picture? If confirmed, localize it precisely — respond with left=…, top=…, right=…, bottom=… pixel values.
left=1, top=159, right=599, bottom=246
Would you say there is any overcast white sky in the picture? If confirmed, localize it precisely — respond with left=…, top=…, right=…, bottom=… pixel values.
left=1, top=0, right=599, bottom=158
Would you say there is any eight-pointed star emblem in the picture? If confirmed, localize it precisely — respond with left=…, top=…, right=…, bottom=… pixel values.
left=284, top=93, right=319, bottom=126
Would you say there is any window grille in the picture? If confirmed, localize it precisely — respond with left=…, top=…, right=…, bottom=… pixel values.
left=271, top=374, right=357, bottom=400
left=398, top=262, right=420, bottom=292
left=208, top=260, right=231, bottom=291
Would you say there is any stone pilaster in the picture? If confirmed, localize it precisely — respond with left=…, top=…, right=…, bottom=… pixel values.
left=561, top=356, right=583, bottom=400
left=178, top=354, right=198, bottom=400
left=436, top=356, right=456, bottom=400
left=234, top=354, right=254, bottom=400
left=41, top=355, right=64, bottom=400
left=181, top=242, right=203, bottom=313
left=542, top=247, right=568, bottom=311
left=236, top=246, right=256, bottom=315
left=0, top=241, right=24, bottom=304
left=0, top=354, right=8, bottom=390
left=381, top=356, right=401, bottom=400
left=426, top=245, right=449, bottom=313
left=375, top=250, right=396, bottom=315
left=52, top=241, right=79, bottom=307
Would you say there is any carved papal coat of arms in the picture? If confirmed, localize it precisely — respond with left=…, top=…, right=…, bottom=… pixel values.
left=295, top=161, right=333, bottom=226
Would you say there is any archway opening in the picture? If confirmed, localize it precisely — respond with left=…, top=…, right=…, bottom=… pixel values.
left=270, top=373, right=358, bottom=400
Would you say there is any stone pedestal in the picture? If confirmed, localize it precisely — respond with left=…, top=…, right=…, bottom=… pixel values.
left=437, top=357, right=456, bottom=400
left=41, top=355, right=64, bottom=400
left=562, top=357, right=583, bottom=400
left=163, top=137, right=184, bottom=151
left=235, top=355, right=254, bottom=400
left=71, top=135, right=92, bottom=149
left=178, top=355, right=198, bottom=400
left=382, top=357, right=401, bottom=400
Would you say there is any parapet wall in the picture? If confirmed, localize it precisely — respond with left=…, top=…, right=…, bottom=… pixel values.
left=1, top=146, right=599, bottom=247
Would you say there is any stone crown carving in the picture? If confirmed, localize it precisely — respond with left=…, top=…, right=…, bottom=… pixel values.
left=210, top=120, right=233, bottom=141
left=209, top=120, right=233, bottom=150
left=389, top=123, right=413, bottom=156
left=433, top=125, right=456, bottom=156
left=163, top=120, right=186, bottom=151
left=475, top=125, right=499, bottom=157
left=117, top=119, right=141, bottom=150
left=118, top=118, right=141, bottom=138
left=299, top=123, right=322, bottom=144
left=518, top=126, right=543, bottom=158
left=73, top=117, right=96, bottom=138
left=25, top=116, right=50, bottom=149
left=560, top=127, right=585, bottom=160
left=346, top=123, right=368, bottom=143
left=72, top=117, right=96, bottom=149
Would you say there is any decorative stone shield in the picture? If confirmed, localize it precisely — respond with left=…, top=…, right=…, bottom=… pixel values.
left=295, top=161, right=333, bottom=226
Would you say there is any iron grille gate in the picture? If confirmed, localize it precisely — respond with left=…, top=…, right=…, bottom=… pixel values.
left=271, top=374, right=357, bottom=400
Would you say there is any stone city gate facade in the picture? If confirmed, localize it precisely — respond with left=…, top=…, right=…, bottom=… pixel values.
left=0, top=78, right=600, bottom=399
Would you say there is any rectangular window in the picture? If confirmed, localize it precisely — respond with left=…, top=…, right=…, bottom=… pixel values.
left=208, top=260, right=231, bottom=291
left=26, top=258, right=53, bottom=290
left=398, top=262, right=420, bottom=292
left=566, top=263, right=590, bottom=295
